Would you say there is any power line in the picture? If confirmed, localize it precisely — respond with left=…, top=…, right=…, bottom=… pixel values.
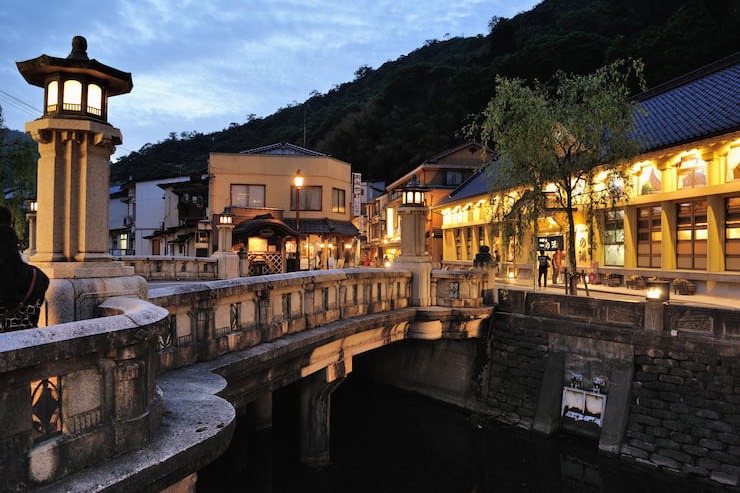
left=0, top=90, right=41, bottom=120
left=0, top=96, right=39, bottom=119
left=0, top=89, right=39, bottom=114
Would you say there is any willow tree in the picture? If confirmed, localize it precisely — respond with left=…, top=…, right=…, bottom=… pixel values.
left=467, top=59, right=645, bottom=290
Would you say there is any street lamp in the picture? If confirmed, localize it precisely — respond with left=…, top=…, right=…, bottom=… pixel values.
left=401, top=174, right=427, bottom=206
left=25, top=198, right=38, bottom=256
left=294, top=169, right=303, bottom=233
left=294, top=170, right=303, bottom=271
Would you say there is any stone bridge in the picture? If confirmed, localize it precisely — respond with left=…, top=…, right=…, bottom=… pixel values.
left=0, top=268, right=492, bottom=492
left=4, top=268, right=740, bottom=491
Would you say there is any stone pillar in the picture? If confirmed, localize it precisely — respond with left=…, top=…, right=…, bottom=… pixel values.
left=623, top=205, right=638, bottom=269
left=393, top=204, right=432, bottom=307
left=248, top=392, right=273, bottom=432
left=707, top=195, right=725, bottom=274
left=25, top=119, right=146, bottom=324
left=299, top=363, right=347, bottom=468
left=213, top=221, right=238, bottom=279
left=660, top=201, right=676, bottom=271
left=25, top=209, right=37, bottom=257
left=28, top=120, right=116, bottom=263
left=644, top=300, right=665, bottom=332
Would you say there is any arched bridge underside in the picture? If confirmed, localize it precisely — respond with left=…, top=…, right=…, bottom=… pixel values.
left=41, top=303, right=490, bottom=492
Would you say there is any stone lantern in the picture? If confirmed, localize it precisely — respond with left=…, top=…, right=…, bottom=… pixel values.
left=16, top=36, right=145, bottom=324
left=213, top=210, right=239, bottom=279
left=392, top=174, right=432, bottom=307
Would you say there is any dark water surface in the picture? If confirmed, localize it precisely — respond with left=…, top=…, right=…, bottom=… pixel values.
left=198, top=377, right=725, bottom=493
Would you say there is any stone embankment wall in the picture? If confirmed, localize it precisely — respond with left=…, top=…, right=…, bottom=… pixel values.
left=485, top=313, right=548, bottom=429
left=626, top=348, right=740, bottom=486
left=490, top=289, right=740, bottom=487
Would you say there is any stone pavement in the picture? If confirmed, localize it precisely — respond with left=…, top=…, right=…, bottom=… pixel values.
left=498, top=276, right=740, bottom=311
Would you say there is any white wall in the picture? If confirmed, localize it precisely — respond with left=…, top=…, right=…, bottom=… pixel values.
left=132, top=177, right=189, bottom=255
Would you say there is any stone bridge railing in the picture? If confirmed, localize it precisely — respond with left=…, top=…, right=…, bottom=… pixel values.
left=0, top=297, right=168, bottom=491
left=149, top=268, right=415, bottom=372
left=113, top=255, right=219, bottom=281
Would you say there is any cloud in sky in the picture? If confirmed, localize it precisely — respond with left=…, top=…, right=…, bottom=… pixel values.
left=0, top=0, right=539, bottom=159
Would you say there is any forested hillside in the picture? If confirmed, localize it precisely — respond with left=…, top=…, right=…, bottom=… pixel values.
left=110, top=0, right=739, bottom=183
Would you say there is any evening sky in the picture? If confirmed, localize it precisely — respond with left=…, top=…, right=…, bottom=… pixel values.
left=1, top=0, right=539, bottom=160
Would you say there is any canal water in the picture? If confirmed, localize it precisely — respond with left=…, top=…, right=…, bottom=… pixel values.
left=198, top=377, right=725, bottom=493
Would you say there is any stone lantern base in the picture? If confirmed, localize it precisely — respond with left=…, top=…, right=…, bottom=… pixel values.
left=33, top=261, right=147, bottom=325
left=392, top=254, right=432, bottom=307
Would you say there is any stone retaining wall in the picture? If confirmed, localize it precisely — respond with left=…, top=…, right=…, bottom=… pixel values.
left=490, top=288, right=740, bottom=487
left=485, top=316, right=548, bottom=429
left=625, top=348, right=740, bottom=486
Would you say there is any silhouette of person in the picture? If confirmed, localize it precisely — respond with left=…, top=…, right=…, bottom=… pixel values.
left=537, top=249, right=551, bottom=288
left=0, top=225, right=49, bottom=331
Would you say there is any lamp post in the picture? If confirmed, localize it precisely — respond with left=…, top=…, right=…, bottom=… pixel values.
left=294, top=169, right=303, bottom=233
left=294, top=169, right=303, bottom=270
left=25, top=199, right=38, bottom=257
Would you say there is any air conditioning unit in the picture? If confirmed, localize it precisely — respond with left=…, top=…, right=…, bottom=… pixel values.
left=123, top=216, right=133, bottom=227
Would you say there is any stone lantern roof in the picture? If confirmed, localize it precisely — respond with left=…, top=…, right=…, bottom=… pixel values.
left=16, top=35, right=133, bottom=96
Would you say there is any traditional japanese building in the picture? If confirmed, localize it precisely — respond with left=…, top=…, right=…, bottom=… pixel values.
left=209, top=143, right=358, bottom=273
left=434, top=53, right=740, bottom=295
left=363, top=142, right=487, bottom=266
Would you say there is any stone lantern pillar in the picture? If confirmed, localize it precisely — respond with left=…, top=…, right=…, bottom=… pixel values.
left=213, top=211, right=239, bottom=279
left=16, top=36, right=146, bottom=324
left=24, top=199, right=37, bottom=257
left=392, top=175, right=432, bottom=306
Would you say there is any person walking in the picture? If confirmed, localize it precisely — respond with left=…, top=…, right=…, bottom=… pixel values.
left=552, top=247, right=564, bottom=284
left=537, top=249, right=551, bottom=288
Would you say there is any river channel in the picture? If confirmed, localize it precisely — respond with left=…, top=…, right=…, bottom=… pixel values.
left=198, top=377, right=725, bottom=492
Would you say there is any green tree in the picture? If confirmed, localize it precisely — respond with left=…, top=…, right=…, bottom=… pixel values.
left=467, top=59, right=645, bottom=291
left=0, top=106, right=38, bottom=242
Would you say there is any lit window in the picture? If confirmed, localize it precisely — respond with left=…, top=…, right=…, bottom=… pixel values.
left=63, top=80, right=82, bottom=111
left=638, top=165, right=661, bottom=194
left=728, top=146, right=740, bottom=182
left=291, top=185, right=322, bottom=211
left=87, top=83, right=102, bottom=116
left=332, top=188, right=346, bottom=213
left=677, top=158, right=706, bottom=189
left=604, top=210, right=624, bottom=266
left=46, top=81, right=58, bottom=112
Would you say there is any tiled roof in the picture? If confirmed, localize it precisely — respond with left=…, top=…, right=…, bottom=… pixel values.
left=632, top=53, right=740, bottom=151
left=434, top=168, right=492, bottom=207
left=240, top=142, right=326, bottom=156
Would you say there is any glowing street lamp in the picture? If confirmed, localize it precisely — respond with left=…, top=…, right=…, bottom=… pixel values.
left=401, top=174, right=427, bottom=206
left=17, top=35, right=132, bottom=123
left=294, top=169, right=303, bottom=233
left=646, top=280, right=670, bottom=302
